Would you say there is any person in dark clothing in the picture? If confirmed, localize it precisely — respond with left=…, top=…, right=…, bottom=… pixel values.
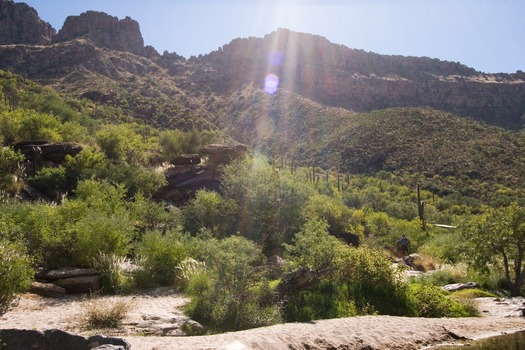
left=396, top=235, right=410, bottom=257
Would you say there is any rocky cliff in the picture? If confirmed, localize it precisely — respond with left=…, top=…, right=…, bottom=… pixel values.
left=53, top=10, right=155, bottom=57
left=0, top=3, right=524, bottom=131
left=198, top=28, right=525, bottom=129
left=0, top=0, right=55, bottom=44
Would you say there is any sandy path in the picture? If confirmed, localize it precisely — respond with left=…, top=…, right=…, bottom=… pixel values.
left=1, top=290, right=524, bottom=350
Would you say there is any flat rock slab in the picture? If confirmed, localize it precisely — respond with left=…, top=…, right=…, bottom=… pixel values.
left=36, top=268, right=100, bottom=281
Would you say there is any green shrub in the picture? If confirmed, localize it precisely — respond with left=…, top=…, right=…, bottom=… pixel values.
left=28, top=166, right=67, bottom=201
left=72, top=212, right=134, bottom=267
left=0, top=240, right=33, bottom=316
left=282, top=280, right=357, bottom=322
left=407, top=283, right=476, bottom=317
left=338, top=246, right=411, bottom=315
left=185, top=236, right=281, bottom=332
left=134, top=230, right=189, bottom=287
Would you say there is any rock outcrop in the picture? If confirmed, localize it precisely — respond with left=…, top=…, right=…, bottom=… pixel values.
left=0, top=0, right=55, bottom=45
left=154, top=144, right=248, bottom=204
left=34, top=268, right=101, bottom=295
left=53, top=11, right=150, bottom=56
left=14, top=141, right=83, bottom=164
left=0, top=329, right=130, bottom=350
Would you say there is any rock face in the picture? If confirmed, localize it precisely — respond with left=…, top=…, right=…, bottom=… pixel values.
left=53, top=11, right=147, bottom=56
left=0, top=0, right=55, bottom=45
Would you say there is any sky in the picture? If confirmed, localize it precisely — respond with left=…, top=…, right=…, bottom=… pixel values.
left=21, top=0, right=525, bottom=74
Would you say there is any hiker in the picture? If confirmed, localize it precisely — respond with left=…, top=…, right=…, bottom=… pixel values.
left=396, top=234, right=410, bottom=257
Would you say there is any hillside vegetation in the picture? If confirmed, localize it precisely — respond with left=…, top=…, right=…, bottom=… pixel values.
left=2, top=2, right=525, bottom=334
left=2, top=70, right=525, bottom=332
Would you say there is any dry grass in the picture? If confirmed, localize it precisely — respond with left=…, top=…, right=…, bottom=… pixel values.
left=79, top=296, right=133, bottom=330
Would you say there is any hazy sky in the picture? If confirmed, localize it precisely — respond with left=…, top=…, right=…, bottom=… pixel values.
left=22, top=0, right=524, bottom=74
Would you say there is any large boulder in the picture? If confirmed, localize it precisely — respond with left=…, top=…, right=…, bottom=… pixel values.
left=35, top=268, right=101, bottom=294
left=0, top=329, right=130, bottom=350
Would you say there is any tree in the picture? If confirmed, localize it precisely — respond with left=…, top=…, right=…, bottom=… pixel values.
left=461, top=203, right=525, bottom=296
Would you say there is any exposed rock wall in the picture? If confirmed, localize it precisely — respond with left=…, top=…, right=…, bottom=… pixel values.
left=0, top=0, right=55, bottom=44
left=53, top=11, right=146, bottom=55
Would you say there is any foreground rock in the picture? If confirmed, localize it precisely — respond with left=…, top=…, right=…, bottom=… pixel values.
left=0, top=329, right=129, bottom=350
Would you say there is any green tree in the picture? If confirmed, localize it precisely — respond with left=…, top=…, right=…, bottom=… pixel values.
left=461, top=203, right=525, bottom=296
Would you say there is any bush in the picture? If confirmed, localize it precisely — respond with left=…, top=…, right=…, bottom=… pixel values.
left=134, top=230, right=189, bottom=287
left=338, top=246, right=411, bottom=315
left=185, top=236, right=281, bottom=332
left=93, top=252, right=132, bottom=295
left=79, top=296, right=132, bottom=329
left=72, top=212, right=134, bottom=267
left=0, top=240, right=33, bottom=316
left=407, top=283, right=475, bottom=317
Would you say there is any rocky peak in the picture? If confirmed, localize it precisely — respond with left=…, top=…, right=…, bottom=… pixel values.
left=0, top=0, right=56, bottom=45
left=53, top=10, right=149, bottom=56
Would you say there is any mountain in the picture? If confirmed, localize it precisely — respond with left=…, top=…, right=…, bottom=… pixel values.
left=1, top=2, right=525, bottom=187
left=0, top=0, right=55, bottom=44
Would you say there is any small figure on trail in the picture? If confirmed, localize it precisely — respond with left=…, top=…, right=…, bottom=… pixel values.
left=396, top=234, right=410, bottom=257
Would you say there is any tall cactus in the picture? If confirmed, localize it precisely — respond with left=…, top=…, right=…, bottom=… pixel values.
left=417, top=183, right=426, bottom=230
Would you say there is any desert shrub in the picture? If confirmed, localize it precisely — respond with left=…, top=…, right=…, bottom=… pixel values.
left=27, top=166, right=67, bottom=201
left=185, top=236, right=281, bottom=332
left=281, top=280, right=357, bottom=322
left=416, top=264, right=469, bottom=286
left=4, top=202, right=73, bottom=268
left=134, top=229, right=189, bottom=287
left=18, top=110, right=62, bottom=142
left=130, top=193, right=182, bottom=233
left=0, top=146, right=25, bottom=193
left=80, top=297, right=132, bottom=329
left=283, top=218, right=345, bottom=270
left=175, top=258, right=206, bottom=291
left=0, top=239, right=33, bottom=316
left=338, top=246, right=411, bottom=315
left=95, top=124, right=147, bottom=164
left=72, top=211, right=134, bottom=268
left=304, top=194, right=364, bottom=237
left=407, top=283, right=475, bottom=317
left=96, top=163, right=166, bottom=198
left=221, top=156, right=312, bottom=254
left=418, top=231, right=466, bottom=263
left=182, top=190, right=237, bottom=237
left=93, top=252, right=132, bottom=295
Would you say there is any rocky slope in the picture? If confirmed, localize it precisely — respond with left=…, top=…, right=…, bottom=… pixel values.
left=1, top=2, right=524, bottom=131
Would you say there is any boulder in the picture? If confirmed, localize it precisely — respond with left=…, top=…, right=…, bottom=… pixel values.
left=442, top=282, right=479, bottom=292
left=35, top=268, right=101, bottom=294
left=53, top=275, right=101, bottom=294
left=36, top=268, right=99, bottom=281
left=29, top=281, right=66, bottom=298
left=0, top=329, right=130, bottom=350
